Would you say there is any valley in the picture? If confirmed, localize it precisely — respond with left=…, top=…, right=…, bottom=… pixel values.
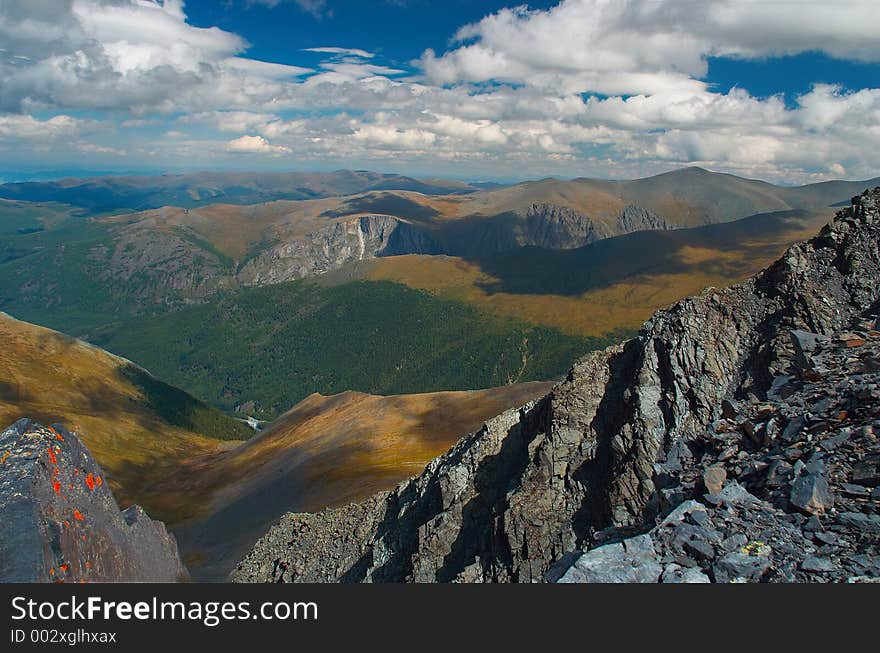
left=0, top=166, right=875, bottom=582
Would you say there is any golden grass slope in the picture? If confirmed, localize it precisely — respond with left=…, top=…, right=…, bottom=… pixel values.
left=164, top=383, right=552, bottom=578
left=358, top=210, right=834, bottom=338
left=0, top=312, right=235, bottom=514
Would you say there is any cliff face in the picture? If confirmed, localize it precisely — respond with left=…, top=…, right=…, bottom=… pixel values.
left=233, top=188, right=880, bottom=583
left=0, top=419, right=188, bottom=583
left=236, top=215, right=440, bottom=287
left=521, top=203, right=673, bottom=249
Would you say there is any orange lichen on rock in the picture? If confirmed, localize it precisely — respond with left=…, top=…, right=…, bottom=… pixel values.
left=46, top=447, right=57, bottom=465
left=85, top=473, right=96, bottom=491
left=95, top=476, right=103, bottom=487
left=73, top=510, right=84, bottom=521
left=52, top=480, right=61, bottom=495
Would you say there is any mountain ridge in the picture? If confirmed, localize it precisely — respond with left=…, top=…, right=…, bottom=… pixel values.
left=232, top=187, right=880, bottom=583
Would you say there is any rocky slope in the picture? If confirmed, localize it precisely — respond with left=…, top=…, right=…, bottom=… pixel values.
left=233, top=187, right=880, bottom=583
left=0, top=419, right=187, bottom=582
left=552, top=327, right=880, bottom=583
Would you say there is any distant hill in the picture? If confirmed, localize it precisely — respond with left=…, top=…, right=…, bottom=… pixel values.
left=0, top=312, right=251, bottom=517
left=0, top=170, right=480, bottom=214
left=2, top=167, right=872, bottom=334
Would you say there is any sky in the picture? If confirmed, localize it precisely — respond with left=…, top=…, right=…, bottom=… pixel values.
left=0, top=0, right=879, bottom=183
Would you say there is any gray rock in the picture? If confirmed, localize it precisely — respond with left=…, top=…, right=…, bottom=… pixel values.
left=841, top=483, right=871, bottom=498
left=713, top=545, right=772, bottom=583
left=837, top=512, right=880, bottom=533
left=683, top=539, right=716, bottom=562
left=714, top=481, right=762, bottom=507
left=781, top=416, right=805, bottom=444
left=790, top=330, right=828, bottom=371
left=0, top=419, right=188, bottom=583
left=801, top=556, right=835, bottom=573
left=662, top=564, right=711, bottom=584
left=660, top=500, right=707, bottom=527
left=852, top=462, right=880, bottom=487
left=790, top=473, right=835, bottom=515
left=557, top=535, right=662, bottom=584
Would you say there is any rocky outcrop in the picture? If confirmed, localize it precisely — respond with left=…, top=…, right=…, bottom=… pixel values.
left=616, top=205, right=674, bottom=234
left=518, top=204, right=612, bottom=249
left=236, top=215, right=440, bottom=286
left=0, top=419, right=188, bottom=583
left=233, top=188, right=880, bottom=583
left=551, top=326, right=880, bottom=583
left=514, top=203, right=673, bottom=250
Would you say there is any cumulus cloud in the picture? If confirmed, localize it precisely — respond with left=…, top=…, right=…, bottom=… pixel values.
left=0, top=0, right=307, bottom=113
left=0, top=0, right=878, bottom=182
left=420, top=0, right=880, bottom=95
left=226, top=134, right=291, bottom=155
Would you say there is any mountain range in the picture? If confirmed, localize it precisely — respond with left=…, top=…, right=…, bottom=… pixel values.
left=1, top=167, right=878, bottom=582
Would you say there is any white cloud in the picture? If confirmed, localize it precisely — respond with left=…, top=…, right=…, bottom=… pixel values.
left=303, top=47, right=374, bottom=59
left=226, top=134, right=291, bottom=155
left=420, top=0, right=880, bottom=95
left=0, top=0, right=878, bottom=183
left=0, top=113, right=87, bottom=140
left=0, top=0, right=307, bottom=113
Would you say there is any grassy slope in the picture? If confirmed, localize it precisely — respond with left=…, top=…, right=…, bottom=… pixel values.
left=92, top=280, right=604, bottom=419
left=0, top=199, right=83, bottom=236
left=0, top=312, right=251, bottom=518
left=358, top=208, right=835, bottom=337
left=169, top=383, right=553, bottom=578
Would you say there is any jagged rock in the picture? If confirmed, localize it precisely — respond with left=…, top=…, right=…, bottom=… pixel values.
left=790, top=330, right=828, bottom=372
left=616, top=205, right=674, bottom=234
left=837, top=512, right=880, bottom=533
left=660, top=500, right=707, bottom=527
left=0, top=419, right=188, bottom=583
left=234, top=189, right=880, bottom=583
left=790, top=473, right=834, bottom=516
left=721, top=399, right=740, bottom=420
left=556, top=535, right=662, bottom=583
left=852, top=461, right=880, bottom=487
left=683, top=539, right=716, bottom=562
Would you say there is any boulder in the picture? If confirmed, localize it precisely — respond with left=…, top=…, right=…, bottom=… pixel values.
left=0, top=419, right=188, bottom=583
left=557, top=535, right=662, bottom=584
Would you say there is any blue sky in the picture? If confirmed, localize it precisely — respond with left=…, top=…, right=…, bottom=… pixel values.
left=1, top=0, right=879, bottom=183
